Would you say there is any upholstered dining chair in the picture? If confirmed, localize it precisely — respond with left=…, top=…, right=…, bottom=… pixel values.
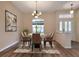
left=44, top=32, right=55, bottom=48
left=32, top=33, right=42, bottom=51
left=21, top=31, right=31, bottom=48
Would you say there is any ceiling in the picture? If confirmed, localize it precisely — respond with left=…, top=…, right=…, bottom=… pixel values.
left=11, top=1, right=79, bottom=13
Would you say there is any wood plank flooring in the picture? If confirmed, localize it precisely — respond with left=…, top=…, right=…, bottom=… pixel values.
left=0, top=41, right=79, bottom=57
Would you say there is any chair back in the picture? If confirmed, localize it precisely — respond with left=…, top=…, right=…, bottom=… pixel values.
left=21, top=32, right=28, bottom=37
left=50, top=32, right=55, bottom=40
left=32, top=34, right=41, bottom=44
left=45, top=32, right=55, bottom=41
left=21, top=31, right=31, bottom=41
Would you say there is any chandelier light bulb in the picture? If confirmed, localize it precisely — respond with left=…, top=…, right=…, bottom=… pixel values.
left=32, top=13, right=34, bottom=16
left=34, top=11, right=36, bottom=13
left=35, top=16, right=38, bottom=18
left=70, top=10, right=74, bottom=14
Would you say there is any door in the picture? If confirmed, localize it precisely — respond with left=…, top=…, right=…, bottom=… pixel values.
left=56, top=13, right=73, bottom=48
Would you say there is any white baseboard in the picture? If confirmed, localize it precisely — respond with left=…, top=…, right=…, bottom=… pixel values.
left=65, top=46, right=71, bottom=48
left=0, top=41, right=19, bottom=52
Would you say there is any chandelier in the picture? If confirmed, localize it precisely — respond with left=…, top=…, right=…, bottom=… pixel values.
left=70, top=3, right=74, bottom=14
left=32, top=1, right=42, bottom=18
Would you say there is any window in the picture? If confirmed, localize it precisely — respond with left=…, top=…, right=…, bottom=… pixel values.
left=32, top=18, right=44, bottom=33
left=59, top=21, right=72, bottom=33
left=68, top=21, right=71, bottom=32
left=58, top=14, right=72, bottom=33
left=59, top=21, right=63, bottom=32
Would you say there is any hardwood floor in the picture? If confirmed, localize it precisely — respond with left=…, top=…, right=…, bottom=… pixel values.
left=0, top=41, right=79, bottom=57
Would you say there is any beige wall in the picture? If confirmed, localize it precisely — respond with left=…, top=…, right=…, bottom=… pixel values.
left=21, top=12, right=56, bottom=33
left=74, top=9, right=79, bottom=42
left=0, top=1, right=22, bottom=51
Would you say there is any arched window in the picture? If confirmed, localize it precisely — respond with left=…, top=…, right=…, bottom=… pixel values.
left=32, top=18, right=44, bottom=34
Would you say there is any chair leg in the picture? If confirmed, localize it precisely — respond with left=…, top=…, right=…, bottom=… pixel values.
left=39, top=44, right=41, bottom=51
left=22, top=41, right=25, bottom=48
left=49, top=41, right=53, bottom=48
left=28, top=42, right=30, bottom=48
left=30, top=40, right=32, bottom=47
left=44, top=41, right=46, bottom=48
left=32, top=43, right=33, bottom=51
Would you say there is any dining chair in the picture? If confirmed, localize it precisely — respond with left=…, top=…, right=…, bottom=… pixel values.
left=44, top=32, right=55, bottom=48
left=32, top=33, right=42, bottom=51
left=21, top=31, right=31, bottom=48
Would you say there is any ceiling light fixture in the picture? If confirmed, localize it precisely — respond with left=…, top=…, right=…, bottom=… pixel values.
left=70, top=3, right=74, bottom=14
left=32, top=1, right=42, bottom=18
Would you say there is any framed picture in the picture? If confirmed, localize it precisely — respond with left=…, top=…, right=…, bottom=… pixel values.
left=5, top=10, right=17, bottom=32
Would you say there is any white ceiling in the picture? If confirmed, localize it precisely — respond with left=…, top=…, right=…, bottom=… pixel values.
left=11, top=1, right=79, bottom=13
